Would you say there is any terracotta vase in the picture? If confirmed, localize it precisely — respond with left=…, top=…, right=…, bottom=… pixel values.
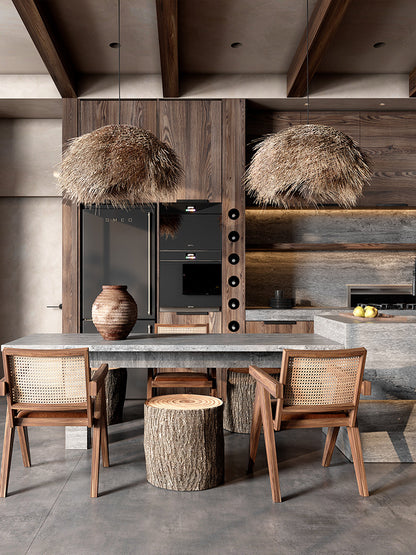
left=92, top=285, right=137, bottom=340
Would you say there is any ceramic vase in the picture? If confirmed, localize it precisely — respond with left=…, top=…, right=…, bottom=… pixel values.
left=92, top=285, right=137, bottom=340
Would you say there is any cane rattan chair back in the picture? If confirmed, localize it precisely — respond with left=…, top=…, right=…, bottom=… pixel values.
left=248, top=348, right=370, bottom=503
left=0, top=348, right=109, bottom=498
left=147, top=324, right=216, bottom=399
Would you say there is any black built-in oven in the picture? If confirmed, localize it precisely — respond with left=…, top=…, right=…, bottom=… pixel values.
left=159, top=202, right=222, bottom=309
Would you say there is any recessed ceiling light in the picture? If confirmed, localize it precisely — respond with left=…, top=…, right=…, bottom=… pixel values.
left=231, top=42, right=242, bottom=48
left=373, top=42, right=386, bottom=48
left=109, top=42, right=120, bottom=49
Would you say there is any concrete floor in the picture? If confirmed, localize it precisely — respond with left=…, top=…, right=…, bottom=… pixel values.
left=0, top=399, right=416, bottom=555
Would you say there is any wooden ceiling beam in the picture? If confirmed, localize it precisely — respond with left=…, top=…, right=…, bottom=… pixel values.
left=409, top=67, right=416, bottom=97
left=156, top=0, right=179, bottom=97
left=287, top=0, right=352, bottom=98
left=12, top=0, right=77, bottom=98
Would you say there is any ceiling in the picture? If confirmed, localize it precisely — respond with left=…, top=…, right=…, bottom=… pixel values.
left=1, top=0, right=416, bottom=116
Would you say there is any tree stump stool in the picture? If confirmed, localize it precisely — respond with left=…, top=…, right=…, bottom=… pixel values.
left=93, top=367, right=127, bottom=425
left=144, top=394, right=224, bottom=491
left=223, top=369, right=280, bottom=434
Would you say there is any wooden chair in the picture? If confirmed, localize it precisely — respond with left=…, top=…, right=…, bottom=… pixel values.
left=248, top=348, right=370, bottom=502
left=0, top=348, right=109, bottom=498
left=147, top=324, right=216, bottom=399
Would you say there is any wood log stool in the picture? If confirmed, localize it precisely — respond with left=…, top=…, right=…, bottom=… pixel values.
left=144, top=394, right=224, bottom=491
left=223, top=368, right=279, bottom=434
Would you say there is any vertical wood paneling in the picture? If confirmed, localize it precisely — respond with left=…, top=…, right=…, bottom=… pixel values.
left=159, top=100, right=222, bottom=201
left=80, top=100, right=158, bottom=134
left=221, top=99, right=246, bottom=335
left=358, top=112, right=416, bottom=207
left=62, top=98, right=80, bottom=332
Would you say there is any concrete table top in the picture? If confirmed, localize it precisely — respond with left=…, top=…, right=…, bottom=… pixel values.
left=2, top=332, right=342, bottom=368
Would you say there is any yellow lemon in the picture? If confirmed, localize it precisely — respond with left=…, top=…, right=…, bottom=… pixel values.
left=353, top=306, right=365, bottom=317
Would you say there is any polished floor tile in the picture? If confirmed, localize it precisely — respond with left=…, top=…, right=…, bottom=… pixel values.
left=0, top=400, right=415, bottom=554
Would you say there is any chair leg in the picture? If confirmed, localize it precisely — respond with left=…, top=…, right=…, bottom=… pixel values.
left=322, top=427, right=339, bottom=467
left=248, top=385, right=262, bottom=473
left=91, top=421, right=101, bottom=498
left=260, top=387, right=281, bottom=503
left=0, top=413, right=15, bottom=498
left=17, top=427, right=31, bottom=468
left=347, top=426, right=369, bottom=497
left=100, top=391, right=110, bottom=468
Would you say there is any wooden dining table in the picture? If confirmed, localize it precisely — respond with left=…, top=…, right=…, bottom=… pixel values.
left=2, top=332, right=342, bottom=448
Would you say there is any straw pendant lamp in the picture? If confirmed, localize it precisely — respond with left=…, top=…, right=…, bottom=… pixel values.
left=244, top=1, right=372, bottom=208
left=58, top=1, right=182, bottom=208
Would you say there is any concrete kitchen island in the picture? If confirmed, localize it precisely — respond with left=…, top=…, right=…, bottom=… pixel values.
left=315, top=314, right=416, bottom=463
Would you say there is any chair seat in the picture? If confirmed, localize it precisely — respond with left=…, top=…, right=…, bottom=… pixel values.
left=152, top=372, right=212, bottom=386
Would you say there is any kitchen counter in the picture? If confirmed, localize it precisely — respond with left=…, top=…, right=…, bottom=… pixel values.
left=246, top=308, right=416, bottom=321
left=314, top=313, right=416, bottom=463
left=315, top=314, right=416, bottom=400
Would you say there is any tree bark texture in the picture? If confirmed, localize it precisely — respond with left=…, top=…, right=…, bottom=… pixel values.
left=144, top=394, right=224, bottom=491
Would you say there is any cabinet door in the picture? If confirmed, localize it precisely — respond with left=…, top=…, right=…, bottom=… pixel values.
left=246, top=320, right=314, bottom=334
left=80, top=100, right=158, bottom=134
left=158, top=311, right=222, bottom=333
left=159, top=100, right=222, bottom=202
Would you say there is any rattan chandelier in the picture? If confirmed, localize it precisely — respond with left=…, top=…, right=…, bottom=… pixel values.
left=244, top=0, right=372, bottom=209
left=244, top=124, right=372, bottom=208
left=58, top=0, right=182, bottom=208
left=59, top=124, right=182, bottom=207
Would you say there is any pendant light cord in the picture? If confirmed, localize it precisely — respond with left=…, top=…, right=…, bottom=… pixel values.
left=306, top=0, right=309, bottom=124
left=118, top=0, right=121, bottom=125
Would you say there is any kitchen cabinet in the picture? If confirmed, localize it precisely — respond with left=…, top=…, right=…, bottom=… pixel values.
left=246, top=320, right=314, bottom=334
left=159, top=100, right=222, bottom=202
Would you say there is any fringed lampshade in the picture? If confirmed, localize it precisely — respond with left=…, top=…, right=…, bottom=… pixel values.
left=160, top=213, right=182, bottom=238
left=244, top=124, right=372, bottom=208
left=58, top=124, right=183, bottom=207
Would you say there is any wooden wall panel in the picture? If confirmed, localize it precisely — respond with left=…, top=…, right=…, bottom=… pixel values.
left=221, top=99, right=246, bottom=334
left=358, top=112, right=416, bottom=207
left=247, top=109, right=416, bottom=207
left=62, top=98, right=80, bottom=333
left=159, top=100, right=222, bottom=201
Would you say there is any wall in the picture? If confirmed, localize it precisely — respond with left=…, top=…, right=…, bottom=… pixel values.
left=246, top=209, right=416, bottom=307
left=245, top=109, right=416, bottom=307
left=0, top=119, right=62, bottom=347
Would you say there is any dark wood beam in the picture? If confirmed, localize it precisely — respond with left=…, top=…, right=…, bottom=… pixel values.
left=409, top=67, right=416, bottom=97
left=156, top=0, right=179, bottom=97
left=12, top=0, right=77, bottom=98
left=287, top=0, right=352, bottom=98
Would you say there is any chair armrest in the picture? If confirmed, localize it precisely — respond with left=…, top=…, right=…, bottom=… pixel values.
left=360, top=380, right=371, bottom=396
left=249, top=366, right=283, bottom=399
left=90, top=363, right=108, bottom=398
left=0, top=377, right=8, bottom=396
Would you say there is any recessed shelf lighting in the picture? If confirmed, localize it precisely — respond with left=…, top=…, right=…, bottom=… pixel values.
left=373, top=42, right=386, bottom=48
left=231, top=42, right=242, bottom=48
left=379, top=102, right=386, bottom=106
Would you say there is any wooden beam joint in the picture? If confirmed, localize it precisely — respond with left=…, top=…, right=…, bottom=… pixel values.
left=287, top=0, right=352, bottom=98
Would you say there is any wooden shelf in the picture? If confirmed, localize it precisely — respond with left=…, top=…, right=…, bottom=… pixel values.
left=246, top=243, right=416, bottom=252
